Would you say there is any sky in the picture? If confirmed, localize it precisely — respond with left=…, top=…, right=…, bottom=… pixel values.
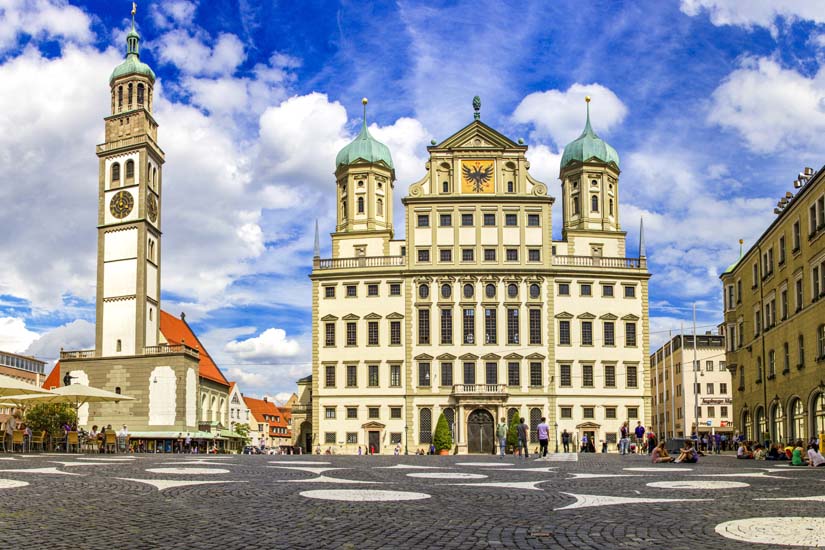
left=1, top=0, right=825, bottom=400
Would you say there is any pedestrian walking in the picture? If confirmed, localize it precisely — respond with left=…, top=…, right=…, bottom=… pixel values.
left=561, top=429, right=570, bottom=453
left=496, top=417, right=508, bottom=458
left=580, top=433, right=588, bottom=453
left=619, top=422, right=629, bottom=455
left=536, top=417, right=549, bottom=457
left=516, top=417, right=529, bottom=459
left=634, top=421, right=645, bottom=454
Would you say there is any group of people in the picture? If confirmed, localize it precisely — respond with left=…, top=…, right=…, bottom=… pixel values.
left=79, top=424, right=128, bottom=453
left=3, top=413, right=33, bottom=450
left=496, top=416, right=552, bottom=459
left=651, top=440, right=702, bottom=463
left=736, top=439, right=825, bottom=467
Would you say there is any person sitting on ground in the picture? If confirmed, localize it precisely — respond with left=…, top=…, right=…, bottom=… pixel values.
left=651, top=442, right=674, bottom=463
left=807, top=444, right=825, bottom=468
left=675, top=440, right=699, bottom=463
left=753, top=444, right=767, bottom=460
left=784, top=445, right=794, bottom=460
left=766, top=444, right=782, bottom=460
left=791, top=440, right=808, bottom=466
left=736, top=441, right=753, bottom=459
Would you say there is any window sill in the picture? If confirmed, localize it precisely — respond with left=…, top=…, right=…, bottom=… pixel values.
left=737, top=385, right=745, bottom=392
left=767, top=374, right=776, bottom=380
left=782, top=368, right=790, bottom=375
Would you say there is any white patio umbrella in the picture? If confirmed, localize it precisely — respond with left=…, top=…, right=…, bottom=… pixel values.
left=3, top=384, right=134, bottom=411
left=0, top=373, right=55, bottom=398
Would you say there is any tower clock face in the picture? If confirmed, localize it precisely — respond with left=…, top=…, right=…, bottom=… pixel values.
left=109, top=190, right=134, bottom=219
left=147, top=194, right=158, bottom=223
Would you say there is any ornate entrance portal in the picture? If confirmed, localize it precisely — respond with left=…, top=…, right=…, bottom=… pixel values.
left=467, top=409, right=494, bottom=454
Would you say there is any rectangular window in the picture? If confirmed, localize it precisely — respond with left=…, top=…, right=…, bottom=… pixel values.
left=367, top=284, right=379, bottom=296
left=368, top=407, right=379, bottom=419
left=485, top=362, right=498, bottom=384
left=483, top=213, right=496, bottom=226
left=418, top=363, right=431, bottom=387
left=581, top=284, right=592, bottom=296
left=507, top=362, right=519, bottom=386
left=324, top=432, right=336, bottom=444
left=325, top=407, right=336, bottom=419
left=706, top=360, right=713, bottom=371
left=417, top=214, right=429, bottom=227
left=505, top=213, right=518, bottom=226
left=529, top=309, right=541, bottom=345
left=483, top=248, right=496, bottom=262
left=527, top=213, right=540, bottom=227
left=390, top=407, right=402, bottom=419
left=461, top=213, right=474, bottom=226
left=390, top=321, right=401, bottom=345
left=720, top=382, right=728, bottom=394
left=463, top=362, right=475, bottom=384
left=602, top=285, right=614, bottom=297
left=560, top=364, right=571, bottom=387
left=417, top=249, right=430, bottom=262
left=325, top=365, right=336, bottom=387
left=346, top=432, right=358, bottom=444
left=462, top=248, right=474, bottom=262
left=324, top=286, right=335, bottom=298
left=390, top=432, right=402, bottom=444
left=604, top=321, right=615, bottom=346
left=558, top=283, right=570, bottom=295
left=506, top=248, right=518, bottom=261
left=324, top=322, right=335, bottom=346
left=439, top=213, right=452, bottom=227
left=528, top=249, right=541, bottom=262
left=368, top=321, right=379, bottom=345
left=507, top=308, right=520, bottom=344
left=793, top=220, right=801, bottom=251
left=582, top=321, right=593, bottom=345
left=624, top=286, right=636, bottom=298
left=346, top=364, right=357, bottom=387
left=559, top=320, right=571, bottom=345
left=346, top=407, right=358, bottom=419
left=346, top=285, right=357, bottom=297
left=583, top=406, right=594, bottom=419
left=627, top=366, right=638, bottom=388
left=463, top=308, right=475, bottom=344
left=721, top=406, right=729, bottom=417
left=779, top=235, right=786, bottom=264
left=706, top=406, right=715, bottom=418
left=346, top=322, right=357, bottom=346
left=627, top=407, right=639, bottom=419
left=484, top=308, right=497, bottom=344
left=368, top=365, right=379, bottom=387
left=390, top=364, right=401, bottom=387
left=582, top=364, right=594, bottom=387
left=604, top=364, right=616, bottom=387
left=706, top=382, right=714, bottom=394
left=389, top=283, right=401, bottom=296
left=418, top=309, right=430, bottom=344
left=796, top=278, right=804, bottom=311
left=625, top=322, right=637, bottom=346
left=529, top=362, right=542, bottom=387
left=605, top=407, right=617, bottom=419
left=560, top=407, right=572, bottom=419
left=781, top=289, right=788, bottom=320
left=440, top=308, right=453, bottom=345
left=440, top=248, right=452, bottom=262
left=441, top=362, right=453, bottom=386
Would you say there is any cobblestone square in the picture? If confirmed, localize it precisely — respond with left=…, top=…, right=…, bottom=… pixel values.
left=1, top=452, right=824, bottom=549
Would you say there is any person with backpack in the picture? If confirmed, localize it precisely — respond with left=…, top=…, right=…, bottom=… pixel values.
left=516, top=417, right=529, bottom=459
left=496, top=417, right=508, bottom=458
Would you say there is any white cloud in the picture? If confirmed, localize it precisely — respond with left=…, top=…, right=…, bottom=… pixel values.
left=226, top=367, right=267, bottom=388
left=708, top=57, right=825, bottom=154
left=224, top=328, right=301, bottom=362
left=154, top=30, right=245, bottom=77
left=512, top=83, right=628, bottom=148
left=150, top=0, right=198, bottom=29
left=0, top=0, right=93, bottom=53
left=24, top=319, right=94, bottom=360
left=680, top=0, right=825, bottom=29
left=0, top=316, right=39, bottom=353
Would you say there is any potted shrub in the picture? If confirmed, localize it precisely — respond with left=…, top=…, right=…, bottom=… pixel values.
left=433, top=413, right=452, bottom=455
left=507, top=413, right=520, bottom=454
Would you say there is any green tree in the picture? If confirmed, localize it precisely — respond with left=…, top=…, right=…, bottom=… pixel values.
left=232, top=422, right=251, bottom=445
left=433, top=413, right=453, bottom=452
left=25, top=403, right=77, bottom=448
left=507, top=412, right=521, bottom=452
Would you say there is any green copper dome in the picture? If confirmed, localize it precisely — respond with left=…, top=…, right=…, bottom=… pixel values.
left=109, top=22, right=155, bottom=84
left=561, top=100, right=619, bottom=169
left=336, top=101, right=394, bottom=170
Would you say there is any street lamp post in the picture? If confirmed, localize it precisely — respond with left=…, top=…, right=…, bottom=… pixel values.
left=404, top=423, right=408, bottom=455
left=554, top=422, right=559, bottom=453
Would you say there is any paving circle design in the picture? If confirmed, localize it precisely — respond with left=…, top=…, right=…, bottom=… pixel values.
left=300, top=489, right=431, bottom=502
left=145, top=467, right=230, bottom=475
left=647, top=480, right=749, bottom=490
left=406, top=472, right=487, bottom=480
left=624, top=467, right=693, bottom=472
left=715, top=517, right=825, bottom=547
left=456, top=462, right=511, bottom=467
left=0, top=479, right=29, bottom=489
left=268, top=461, right=331, bottom=465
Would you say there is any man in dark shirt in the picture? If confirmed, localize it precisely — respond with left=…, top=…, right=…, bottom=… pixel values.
left=516, top=418, right=529, bottom=459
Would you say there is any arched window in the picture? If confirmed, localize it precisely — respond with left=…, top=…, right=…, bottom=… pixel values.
left=125, top=160, right=135, bottom=182
left=529, top=408, right=542, bottom=443
left=791, top=398, right=804, bottom=442
left=341, top=199, right=347, bottom=219
left=485, top=284, right=496, bottom=298
left=754, top=406, right=766, bottom=441
left=137, top=83, right=145, bottom=106
left=463, top=284, right=474, bottom=299
left=609, top=198, right=614, bottom=216
left=111, top=163, right=120, bottom=185
left=118, top=86, right=123, bottom=109
left=376, top=198, right=383, bottom=216
left=115, top=387, right=121, bottom=395
left=529, top=284, right=540, bottom=299
left=419, top=408, right=432, bottom=444
left=153, top=167, right=158, bottom=190
left=116, top=339, right=122, bottom=352
left=813, top=391, right=825, bottom=439
left=418, top=284, right=429, bottom=299
left=770, top=401, right=785, bottom=444
left=591, top=195, right=599, bottom=212
left=442, top=181, right=449, bottom=193
left=507, top=407, right=518, bottom=426
left=443, top=408, right=455, bottom=437
left=742, top=409, right=752, bottom=440
left=127, top=83, right=133, bottom=107
left=818, top=324, right=825, bottom=359
left=149, top=307, right=153, bottom=321
left=357, top=196, right=364, bottom=214
left=440, top=284, right=451, bottom=299
left=572, top=195, right=580, bottom=215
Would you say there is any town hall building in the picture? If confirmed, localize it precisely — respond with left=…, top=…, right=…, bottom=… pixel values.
left=293, top=97, right=651, bottom=454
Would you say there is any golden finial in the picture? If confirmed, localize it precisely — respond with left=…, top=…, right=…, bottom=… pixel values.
left=585, top=96, right=591, bottom=103
left=362, top=97, right=368, bottom=105
left=132, top=2, right=137, bottom=16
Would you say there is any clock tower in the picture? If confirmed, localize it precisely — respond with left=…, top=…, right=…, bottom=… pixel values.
left=94, top=11, right=163, bottom=358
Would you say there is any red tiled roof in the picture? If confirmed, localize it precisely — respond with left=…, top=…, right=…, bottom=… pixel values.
left=160, top=310, right=229, bottom=387
left=245, top=396, right=292, bottom=438
left=42, top=361, right=61, bottom=389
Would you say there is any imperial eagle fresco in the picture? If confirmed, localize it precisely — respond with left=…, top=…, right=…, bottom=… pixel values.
left=460, top=160, right=495, bottom=193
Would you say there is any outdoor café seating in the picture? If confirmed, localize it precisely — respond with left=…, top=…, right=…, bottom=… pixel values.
left=104, top=432, right=117, bottom=453
left=29, top=430, right=45, bottom=452
left=11, top=430, right=25, bottom=452
left=66, top=431, right=80, bottom=453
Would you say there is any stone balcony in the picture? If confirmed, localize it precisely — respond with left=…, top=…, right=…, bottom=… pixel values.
left=315, top=255, right=406, bottom=270
left=60, top=343, right=200, bottom=361
left=552, top=255, right=644, bottom=269
left=451, top=384, right=508, bottom=402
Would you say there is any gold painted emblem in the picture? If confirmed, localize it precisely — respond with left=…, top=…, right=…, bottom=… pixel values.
left=461, top=159, right=495, bottom=193
left=110, top=190, right=134, bottom=219
left=147, top=194, right=158, bottom=223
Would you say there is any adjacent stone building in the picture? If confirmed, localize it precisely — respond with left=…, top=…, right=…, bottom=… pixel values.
left=721, top=165, right=825, bottom=444
left=302, top=98, right=651, bottom=454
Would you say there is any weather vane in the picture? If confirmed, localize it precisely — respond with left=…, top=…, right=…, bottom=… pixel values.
left=132, top=2, right=137, bottom=17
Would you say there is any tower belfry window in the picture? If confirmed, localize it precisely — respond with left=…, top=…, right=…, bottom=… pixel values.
left=118, top=86, right=123, bottom=110
left=572, top=195, right=580, bottom=215
left=127, top=83, right=133, bottom=107
left=137, top=83, right=144, bottom=106
left=357, top=196, right=364, bottom=214
left=376, top=198, right=383, bottom=216
left=111, top=163, right=120, bottom=186
left=591, top=195, right=599, bottom=212
left=125, top=160, right=135, bottom=182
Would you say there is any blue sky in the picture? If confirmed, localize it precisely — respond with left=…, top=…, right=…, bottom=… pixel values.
left=1, top=0, right=825, bottom=400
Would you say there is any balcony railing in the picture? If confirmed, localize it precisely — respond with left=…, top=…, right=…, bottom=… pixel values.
left=552, top=255, right=642, bottom=269
left=96, top=133, right=159, bottom=154
left=144, top=343, right=200, bottom=360
left=59, top=349, right=95, bottom=360
left=291, top=405, right=311, bottom=415
left=452, top=384, right=508, bottom=396
left=316, top=255, right=406, bottom=270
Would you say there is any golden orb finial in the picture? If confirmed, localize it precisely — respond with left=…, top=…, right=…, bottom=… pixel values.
left=362, top=97, right=368, bottom=105
left=585, top=96, right=591, bottom=103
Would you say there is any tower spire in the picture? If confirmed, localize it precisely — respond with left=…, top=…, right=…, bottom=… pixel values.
left=313, top=219, right=320, bottom=258
left=126, top=2, right=140, bottom=57
left=639, top=217, right=646, bottom=258
left=584, top=96, right=594, bottom=135
left=361, top=97, right=368, bottom=133
left=131, top=2, right=137, bottom=30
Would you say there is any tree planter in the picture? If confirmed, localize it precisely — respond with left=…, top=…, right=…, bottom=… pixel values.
left=438, top=449, right=450, bottom=456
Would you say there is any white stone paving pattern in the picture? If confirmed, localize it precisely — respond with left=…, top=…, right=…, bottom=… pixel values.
left=554, top=492, right=713, bottom=511
left=647, top=480, right=749, bottom=490
left=145, top=467, right=230, bottom=475
left=300, top=489, right=431, bottom=502
left=117, top=478, right=246, bottom=491
left=0, top=479, right=29, bottom=489
left=406, top=472, right=487, bottom=479
left=715, top=517, right=825, bottom=547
